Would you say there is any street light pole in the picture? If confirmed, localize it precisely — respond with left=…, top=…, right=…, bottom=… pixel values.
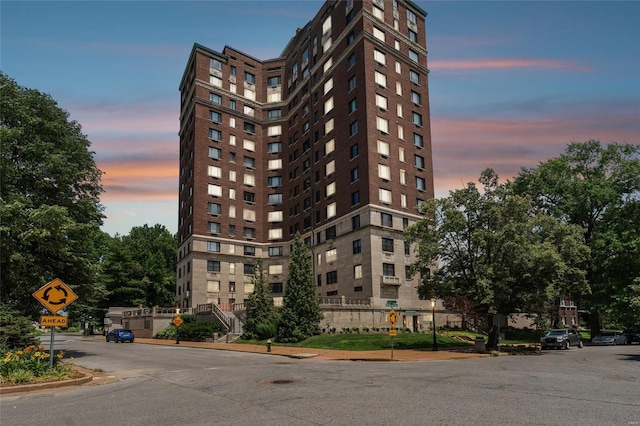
left=431, top=299, right=438, bottom=351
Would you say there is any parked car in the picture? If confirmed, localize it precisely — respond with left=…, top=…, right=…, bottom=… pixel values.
left=623, top=328, right=640, bottom=344
left=540, top=328, right=583, bottom=350
left=592, top=331, right=627, bottom=345
left=106, top=328, right=135, bottom=343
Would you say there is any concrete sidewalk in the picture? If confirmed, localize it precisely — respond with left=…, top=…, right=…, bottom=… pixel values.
left=134, top=337, right=490, bottom=362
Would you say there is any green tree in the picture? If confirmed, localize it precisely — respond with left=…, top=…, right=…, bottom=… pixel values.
left=277, top=233, right=323, bottom=343
left=242, top=260, right=278, bottom=340
left=513, top=141, right=640, bottom=334
left=98, top=224, right=176, bottom=309
left=0, top=72, right=104, bottom=318
left=406, top=169, right=590, bottom=347
left=0, top=305, right=40, bottom=351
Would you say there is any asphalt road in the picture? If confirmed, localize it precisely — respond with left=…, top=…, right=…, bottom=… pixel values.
left=1, top=334, right=638, bottom=425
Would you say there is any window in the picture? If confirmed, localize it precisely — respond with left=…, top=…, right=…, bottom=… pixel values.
left=397, top=104, right=403, bottom=118
left=408, top=29, right=418, bottom=42
left=353, top=239, right=362, bottom=254
left=354, top=264, right=362, bottom=279
left=416, top=177, right=426, bottom=191
left=351, top=167, right=359, bottom=182
left=410, top=70, right=420, bottom=84
left=374, top=71, right=387, bottom=88
left=268, top=176, right=283, bottom=187
left=243, top=208, right=256, bottom=221
left=377, top=140, right=390, bottom=156
left=351, top=190, right=360, bottom=205
left=326, top=182, right=336, bottom=197
left=209, top=146, right=222, bottom=160
left=325, top=118, right=335, bottom=134
left=409, top=49, right=419, bottom=63
left=243, top=174, right=255, bottom=186
left=400, top=169, right=407, bottom=185
left=207, top=241, right=220, bottom=252
left=208, top=165, right=222, bottom=179
left=383, top=263, right=395, bottom=277
left=268, top=125, right=282, bottom=136
left=326, top=226, right=337, bottom=240
left=268, top=229, right=283, bottom=240
left=324, top=77, right=334, bottom=94
left=322, top=15, right=332, bottom=34
left=347, top=31, right=355, bottom=45
left=242, top=191, right=256, bottom=204
left=326, top=160, right=335, bottom=176
left=324, top=97, right=334, bottom=114
left=244, top=246, right=255, bottom=256
left=269, top=246, right=283, bottom=257
left=243, top=139, right=255, bottom=152
left=395, top=61, right=402, bottom=74
left=411, top=91, right=421, bottom=105
left=349, top=120, right=358, bottom=136
left=268, top=159, right=282, bottom=170
left=376, top=117, right=389, bottom=134
left=412, top=112, right=423, bottom=126
left=207, top=260, right=221, bottom=272
left=244, top=156, right=256, bottom=168
left=398, top=124, right=404, bottom=140
left=352, top=215, right=361, bottom=229
left=350, top=144, right=359, bottom=158
left=267, top=76, right=281, bottom=86
left=326, top=271, right=338, bottom=285
left=268, top=109, right=282, bottom=119
left=379, top=188, right=392, bottom=204
left=415, top=154, right=425, bottom=169
left=401, top=193, right=407, bottom=208
left=325, top=139, right=335, bottom=155
left=229, top=135, right=236, bottom=146
left=374, top=49, right=386, bottom=66
left=323, top=58, right=332, bottom=74
left=267, top=142, right=282, bottom=153
left=373, top=27, right=385, bottom=42
left=376, top=94, right=388, bottom=110
left=208, top=184, right=222, bottom=197
left=372, top=5, right=384, bottom=20
left=407, top=9, right=417, bottom=24
left=210, top=93, right=222, bottom=104
left=348, top=98, right=357, bottom=113
left=244, top=123, right=255, bottom=135
left=378, top=164, right=391, bottom=180
left=208, top=203, right=221, bottom=215
left=210, top=75, right=222, bottom=87
left=209, top=129, right=222, bottom=141
left=268, top=211, right=283, bottom=222
left=210, top=111, right=222, bottom=123
left=399, top=147, right=406, bottom=162
left=348, top=75, right=356, bottom=91
left=381, top=212, right=393, bottom=227
left=347, top=53, right=356, bottom=68
left=327, top=202, right=337, bottom=218
left=414, top=133, right=424, bottom=148
left=382, top=237, right=394, bottom=252
left=208, top=222, right=221, bottom=234
left=268, top=193, right=283, bottom=205
left=396, top=81, right=402, bottom=96
left=229, top=99, right=236, bottom=110
left=244, top=72, right=255, bottom=84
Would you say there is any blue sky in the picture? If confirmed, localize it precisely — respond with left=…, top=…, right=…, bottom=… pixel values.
left=2, top=1, right=639, bottom=236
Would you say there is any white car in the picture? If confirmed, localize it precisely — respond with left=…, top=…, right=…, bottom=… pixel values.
left=592, top=332, right=627, bottom=345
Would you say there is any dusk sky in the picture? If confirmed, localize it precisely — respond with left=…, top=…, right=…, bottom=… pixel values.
left=2, top=1, right=639, bottom=236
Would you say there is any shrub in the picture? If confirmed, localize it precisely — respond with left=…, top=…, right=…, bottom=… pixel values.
left=0, top=345, right=74, bottom=385
left=0, top=306, right=39, bottom=351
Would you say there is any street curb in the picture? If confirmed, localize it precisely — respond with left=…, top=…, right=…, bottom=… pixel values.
left=0, top=365, right=94, bottom=395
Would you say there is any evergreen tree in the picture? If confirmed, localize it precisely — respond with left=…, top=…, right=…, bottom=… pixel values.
left=277, top=233, right=323, bottom=343
left=242, top=260, right=277, bottom=340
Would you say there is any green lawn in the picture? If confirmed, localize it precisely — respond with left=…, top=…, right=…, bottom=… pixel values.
left=240, top=332, right=472, bottom=351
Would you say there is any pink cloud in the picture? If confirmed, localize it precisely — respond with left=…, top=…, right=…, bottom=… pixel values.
left=429, top=59, right=590, bottom=72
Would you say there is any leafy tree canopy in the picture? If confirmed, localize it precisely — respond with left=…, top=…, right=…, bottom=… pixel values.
left=406, top=169, right=591, bottom=346
left=0, top=72, right=104, bottom=318
left=513, top=141, right=640, bottom=331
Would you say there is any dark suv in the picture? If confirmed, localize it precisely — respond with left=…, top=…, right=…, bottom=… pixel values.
left=623, top=327, right=640, bottom=344
left=540, top=328, right=584, bottom=350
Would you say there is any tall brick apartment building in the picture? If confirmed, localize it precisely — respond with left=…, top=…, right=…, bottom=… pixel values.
left=176, top=0, right=435, bottom=319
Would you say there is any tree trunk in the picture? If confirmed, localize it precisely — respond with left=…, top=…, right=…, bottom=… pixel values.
left=486, top=314, right=499, bottom=348
left=590, top=311, right=601, bottom=339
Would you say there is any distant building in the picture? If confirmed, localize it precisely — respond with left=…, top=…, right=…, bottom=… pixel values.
left=176, top=0, right=436, bottom=324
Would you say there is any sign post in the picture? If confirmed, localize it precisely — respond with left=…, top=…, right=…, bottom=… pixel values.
left=173, top=315, right=184, bottom=344
left=388, top=308, right=398, bottom=359
left=33, top=278, right=78, bottom=368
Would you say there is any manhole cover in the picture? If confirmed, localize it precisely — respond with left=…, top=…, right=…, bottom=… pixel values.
left=261, top=379, right=300, bottom=385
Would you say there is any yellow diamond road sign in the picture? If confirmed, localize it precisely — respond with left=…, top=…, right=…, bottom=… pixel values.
left=388, top=308, right=398, bottom=327
left=33, top=278, right=78, bottom=314
left=173, top=316, right=184, bottom=327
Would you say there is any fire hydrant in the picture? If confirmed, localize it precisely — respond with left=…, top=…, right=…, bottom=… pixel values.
left=266, top=339, right=272, bottom=352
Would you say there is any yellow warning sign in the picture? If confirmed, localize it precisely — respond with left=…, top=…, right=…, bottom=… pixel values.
left=389, top=328, right=398, bottom=337
left=173, top=316, right=184, bottom=327
left=40, top=315, right=68, bottom=328
left=33, top=278, right=78, bottom=314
